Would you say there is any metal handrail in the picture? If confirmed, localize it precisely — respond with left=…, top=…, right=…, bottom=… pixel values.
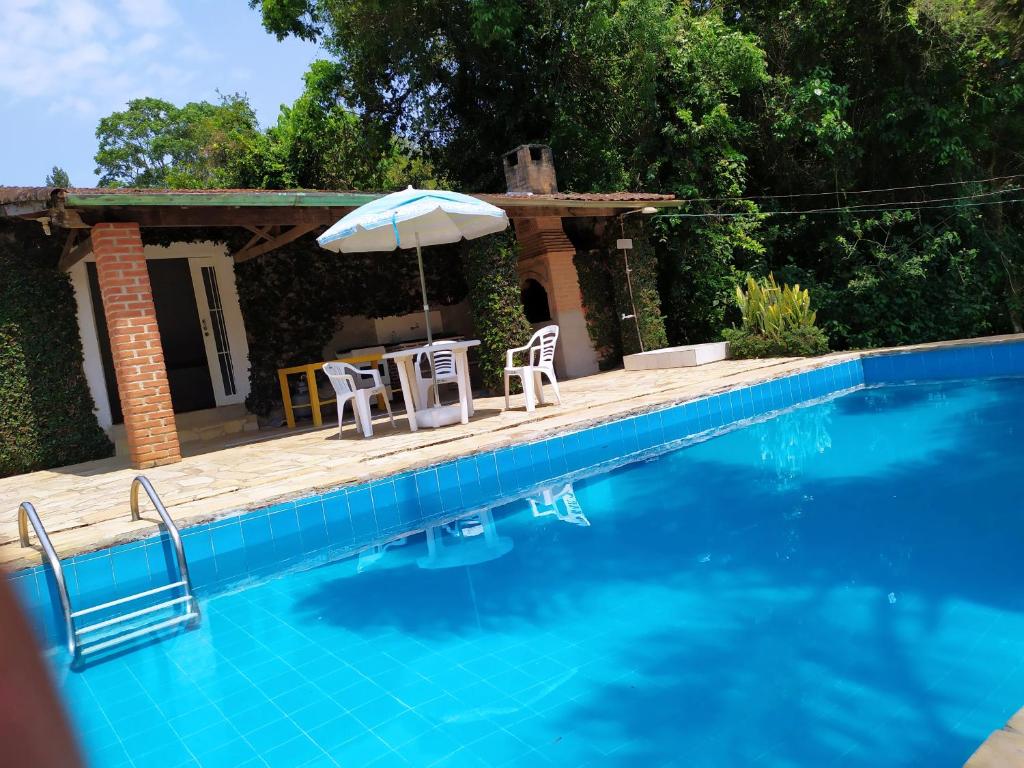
left=130, top=475, right=199, bottom=622
left=18, top=502, right=76, bottom=656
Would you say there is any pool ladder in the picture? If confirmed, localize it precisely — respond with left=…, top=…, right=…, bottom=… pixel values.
left=18, top=476, right=200, bottom=667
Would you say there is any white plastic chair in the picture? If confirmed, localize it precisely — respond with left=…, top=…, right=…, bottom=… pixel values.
left=322, top=362, right=394, bottom=438
left=414, top=341, right=459, bottom=407
left=504, top=325, right=561, bottom=412
left=347, top=345, right=393, bottom=398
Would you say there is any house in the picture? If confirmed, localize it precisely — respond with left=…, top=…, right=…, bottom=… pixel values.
left=0, top=146, right=674, bottom=471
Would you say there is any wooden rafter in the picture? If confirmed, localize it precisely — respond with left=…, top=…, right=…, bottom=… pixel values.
left=232, top=224, right=317, bottom=263
left=243, top=225, right=274, bottom=242
left=58, top=233, right=92, bottom=272
left=237, top=225, right=276, bottom=255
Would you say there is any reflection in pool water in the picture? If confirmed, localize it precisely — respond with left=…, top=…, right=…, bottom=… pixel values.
left=49, top=377, right=1024, bottom=768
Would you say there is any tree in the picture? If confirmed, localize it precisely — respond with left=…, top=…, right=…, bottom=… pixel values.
left=94, top=75, right=436, bottom=192
left=44, top=166, right=70, bottom=187
left=94, top=95, right=264, bottom=188
left=255, top=60, right=439, bottom=190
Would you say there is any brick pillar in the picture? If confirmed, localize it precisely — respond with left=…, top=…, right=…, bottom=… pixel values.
left=92, top=223, right=181, bottom=468
left=514, top=217, right=600, bottom=378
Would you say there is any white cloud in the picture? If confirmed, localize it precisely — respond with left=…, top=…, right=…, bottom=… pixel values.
left=128, top=33, right=162, bottom=56
left=0, top=0, right=208, bottom=112
left=116, top=0, right=179, bottom=30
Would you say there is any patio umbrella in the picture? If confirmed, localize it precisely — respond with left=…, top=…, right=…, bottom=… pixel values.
left=317, top=186, right=509, bottom=405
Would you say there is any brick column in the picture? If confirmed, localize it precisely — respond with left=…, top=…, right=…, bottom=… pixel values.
left=92, top=223, right=181, bottom=468
left=514, top=217, right=600, bottom=378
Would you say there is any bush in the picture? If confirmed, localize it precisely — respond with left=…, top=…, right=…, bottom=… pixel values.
left=723, top=326, right=829, bottom=358
left=460, top=232, right=534, bottom=393
left=724, top=274, right=829, bottom=358
left=0, top=221, right=113, bottom=476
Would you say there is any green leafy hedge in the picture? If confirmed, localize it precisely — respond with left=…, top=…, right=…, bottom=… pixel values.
left=615, top=218, right=668, bottom=355
left=0, top=221, right=113, bottom=476
left=574, top=248, right=623, bottom=369
left=460, top=232, right=534, bottom=393
left=575, top=220, right=668, bottom=367
left=233, top=235, right=467, bottom=416
left=144, top=228, right=468, bottom=417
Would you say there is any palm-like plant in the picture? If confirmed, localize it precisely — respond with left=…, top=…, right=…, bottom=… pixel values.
left=736, top=274, right=817, bottom=341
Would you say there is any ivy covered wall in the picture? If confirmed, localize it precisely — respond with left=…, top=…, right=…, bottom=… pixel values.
left=0, top=221, right=113, bottom=477
left=615, top=218, right=668, bottom=355
left=461, top=232, right=534, bottom=393
left=574, top=219, right=667, bottom=368
left=232, top=235, right=467, bottom=416
left=141, top=228, right=468, bottom=417
left=573, top=247, right=623, bottom=370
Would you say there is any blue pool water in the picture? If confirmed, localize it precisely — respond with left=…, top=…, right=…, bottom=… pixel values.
left=51, top=376, right=1024, bottom=767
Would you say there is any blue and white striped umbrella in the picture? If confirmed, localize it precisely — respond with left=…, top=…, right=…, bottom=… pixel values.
left=317, top=186, right=508, bottom=253
left=318, top=187, right=509, bottom=405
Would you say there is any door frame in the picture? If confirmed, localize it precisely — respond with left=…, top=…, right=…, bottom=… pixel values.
left=70, top=241, right=251, bottom=428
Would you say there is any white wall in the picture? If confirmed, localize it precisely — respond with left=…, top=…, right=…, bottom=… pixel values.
left=68, top=260, right=112, bottom=429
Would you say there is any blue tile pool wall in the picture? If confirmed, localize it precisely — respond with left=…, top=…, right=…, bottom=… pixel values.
left=15, top=342, right=1018, bottom=652
left=862, top=339, right=1024, bottom=385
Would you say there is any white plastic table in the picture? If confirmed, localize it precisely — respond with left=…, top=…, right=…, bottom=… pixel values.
left=383, top=339, right=480, bottom=431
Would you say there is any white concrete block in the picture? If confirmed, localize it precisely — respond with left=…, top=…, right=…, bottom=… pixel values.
left=623, top=342, right=730, bottom=371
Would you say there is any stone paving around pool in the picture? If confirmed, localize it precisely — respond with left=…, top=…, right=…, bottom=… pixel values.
left=2, top=334, right=1019, bottom=573
left=965, top=707, right=1024, bottom=767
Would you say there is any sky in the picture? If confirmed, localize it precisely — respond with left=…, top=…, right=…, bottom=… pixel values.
left=0, top=0, right=322, bottom=186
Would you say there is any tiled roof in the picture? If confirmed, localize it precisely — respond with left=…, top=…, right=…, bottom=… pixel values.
left=56, top=187, right=674, bottom=202
left=0, top=186, right=60, bottom=206
left=1, top=186, right=677, bottom=222
left=487, top=191, right=675, bottom=202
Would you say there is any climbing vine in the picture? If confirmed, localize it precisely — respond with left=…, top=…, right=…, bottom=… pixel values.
left=143, top=228, right=467, bottom=417
left=574, top=247, right=623, bottom=370
left=0, top=220, right=113, bottom=477
left=576, top=219, right=668, bottom=368
left=612, top=218, right=668, bottom=355
left=460, top=232, right=534, bottom=393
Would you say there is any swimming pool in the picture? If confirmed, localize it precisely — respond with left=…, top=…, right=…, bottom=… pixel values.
left=20, top=342, right=1024, bottom=766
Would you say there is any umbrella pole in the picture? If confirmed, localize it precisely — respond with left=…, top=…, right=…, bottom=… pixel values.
left=415, top=236, right=440, bottom=407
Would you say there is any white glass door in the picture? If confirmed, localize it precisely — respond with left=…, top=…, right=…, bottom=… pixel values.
left=189, top=256, right=249, bottom=407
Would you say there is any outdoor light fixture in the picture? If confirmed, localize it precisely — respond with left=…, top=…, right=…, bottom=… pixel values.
left=617, top=206, right=659, bottom=353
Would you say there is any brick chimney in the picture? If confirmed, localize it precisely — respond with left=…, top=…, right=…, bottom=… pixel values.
left=502, top=144, right=558, bottom=194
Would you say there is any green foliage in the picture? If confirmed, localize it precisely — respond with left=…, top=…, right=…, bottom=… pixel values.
left=574, top=220, right=668, bottom=366
left=459, top=233, right=534, bottom=393
left=723, top=327, right=829, bottom=358
left=95, top=95, right=264, bottom=188
left=615, top=219, right=668, bottom=355
left=251, top=0, right=1024, bottom=350
left=95, top=73, right=438, bottom=192
left=247, top=61, right=441, bottom=190
left=735, top=274, right=817, bottom=338
left=45, top=166, right=70, bottom=187
left=0, top=221, right=113, bottom=477
left=228, top=233, right=466, bottom=416
left=573, top=248, right=623, bottom=370
left=725, top=274, right=829, bottom=358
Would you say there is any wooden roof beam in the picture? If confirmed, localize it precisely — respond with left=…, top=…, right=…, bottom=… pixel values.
left=58, top=233, right=92, bottom=272
left=233, top=224, right=317, bottom=263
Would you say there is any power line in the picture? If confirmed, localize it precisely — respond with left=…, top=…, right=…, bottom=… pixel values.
left=654, top=194, right=1024, bottom=220
left=680, top=173, right=1024, bottom=203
